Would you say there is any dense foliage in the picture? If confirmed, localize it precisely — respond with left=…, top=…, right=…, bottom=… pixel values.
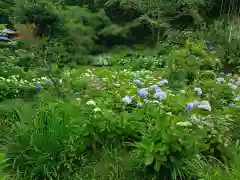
left=1, top=0, right=240, bottom=179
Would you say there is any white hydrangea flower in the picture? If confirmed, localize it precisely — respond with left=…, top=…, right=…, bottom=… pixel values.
left=86, top=100, right=96, bottom=106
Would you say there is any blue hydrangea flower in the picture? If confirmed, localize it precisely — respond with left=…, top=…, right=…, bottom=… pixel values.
left=185, top=101, right=211, bottom=112
left=230, top=103, right=236, bottom=107
left=216, top=77, right=226, bottom=83
left=235, top=96, right=240, bottom=101
left=230, top=104, right=240, bottom=108
left=144, top=99, right=149, bottom=104
left=194, top=87, right=202, bottom=95
left=103, top=59, right=108, bottom=66
left=35, top=83, right=41, bottom=89
left=137, top=88, right=148, bottom=99
left=136, top=102, right=142, bottom=107
left=148, top=85, right=159, bottom=91
left=121, top=96, right=132, bottom=104
left=228, top=83, right=237, bottom=89
left=236, top=80, right=240, bottom=85
left=155, top=88, right=162, bottom=92
left=134, top=79, right=142, bottom=86
left=130, top=96, right=134, bottom=100
left=157, top=79, right=168, bottom=86
left=153, top=91, right=167, bottom=100
left=184, top=102, right=197, bottom=113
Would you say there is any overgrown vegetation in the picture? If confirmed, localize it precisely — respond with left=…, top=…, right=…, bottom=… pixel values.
left=1, top=0, right=240, bottom=179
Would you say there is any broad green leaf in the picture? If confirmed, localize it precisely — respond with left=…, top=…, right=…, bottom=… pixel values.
left=144, top=155, right=154, bottom=166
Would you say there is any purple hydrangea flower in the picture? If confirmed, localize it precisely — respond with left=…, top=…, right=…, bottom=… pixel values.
left=137, top=88, right=148, bottom=99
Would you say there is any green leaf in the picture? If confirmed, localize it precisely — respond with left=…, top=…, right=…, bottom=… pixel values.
left=154, top=160, right=161, bottom=171
left=144, top=155, right=154, bottom=166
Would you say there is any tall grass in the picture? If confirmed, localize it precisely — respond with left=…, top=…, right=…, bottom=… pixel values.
left=2, top=102, right=86, bottom=179
left=186, top=142, right=240, bottom=180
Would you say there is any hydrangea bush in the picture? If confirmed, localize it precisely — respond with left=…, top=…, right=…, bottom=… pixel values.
left=1, top=43, right=240, bottom=179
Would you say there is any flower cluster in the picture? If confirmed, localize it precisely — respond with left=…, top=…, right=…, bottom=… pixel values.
left=93, top=55, right=111, bottom=66
left=121, top=78, right=168, bottom=107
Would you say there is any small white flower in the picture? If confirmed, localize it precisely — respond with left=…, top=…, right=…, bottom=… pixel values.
left=76, top=98, right=81, bottom=101
left=93, top=107, right=101, bottom=112
left=176, top=121, right=192, bottom=127
left=86, top=100, right=96, bottom=106
left=196, top=101, right=211, bottom=111
left=113, top=83, right=120, bottom=87
left=216, top=77, right=225, bottom=83
left=87, top=69, right=92, bottom=73
left=84, top=73, right=90, bottom=77
left=6, top=79, right=10, bottom=83
left=41, top=77, right=47, bottom=81
left=180, top=90, right=186, bottom=94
